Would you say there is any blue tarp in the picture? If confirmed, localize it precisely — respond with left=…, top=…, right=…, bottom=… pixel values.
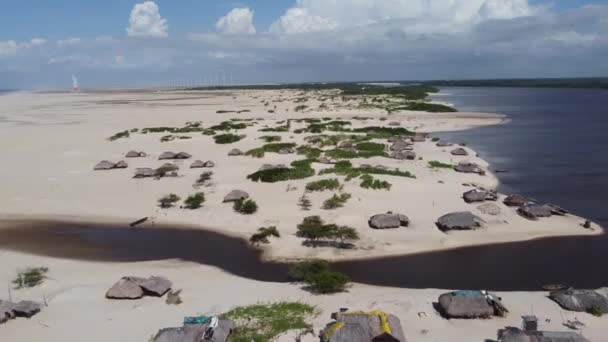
left=183, top=316, right=212, bottom=325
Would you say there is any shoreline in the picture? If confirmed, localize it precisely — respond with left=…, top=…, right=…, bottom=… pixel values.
left=1, top=88, right=606, bottom=342
left=0, top=89, right=600, bottom=263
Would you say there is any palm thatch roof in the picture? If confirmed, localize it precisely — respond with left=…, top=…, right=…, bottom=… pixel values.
left=153, top=318, right=235, bottom=342
left=549, top=288, right=608, bottom=312
left=321, top=310, right=406, bottom=342
left=437, top=290, right=508, bottom=319
left=94, top=160, right=117, bottom=170
left=498, top=327, right=590, bottom=342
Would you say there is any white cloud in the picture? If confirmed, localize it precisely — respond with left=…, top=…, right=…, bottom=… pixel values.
left=549, top=31, right=596, bottom=45
left=127, top=1, right=168, bottom=38
left=216, top=7, right=256, bottom=34
left=270, top=0, right=536, bottom=34
left=270, top=8, right=339, bottom=34
left=0, top=41, right=19, bottom=57
left=58, top=37, right=81, bottom=46
left=24, top=38, right=47, bottom=47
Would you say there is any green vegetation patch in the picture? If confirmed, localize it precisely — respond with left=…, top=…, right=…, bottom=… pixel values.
left=214, top=133, right=244, bottom=144
left=322, top=193, right=352, bottom=210
left=320, top=160, right=415, bottom=180
left=222, top=302, right=316, bottom=342
left=397, top=102, right=458, bottom=113
left=246, top=143, right=297, bottom=158
left=289, top=260, right=350, bottom=294
left=247, top=159, right=315, bottom=183
left=351, top=126, right=414, bottom=138
left=259, top=121, right=291, bottom=132
left=296, top=145, right=323, bottom=160
left=233, top=199, right=259, bottom=215
left=305, top=179, right=342, bottom=192
left=12, top=267, right=49, bottom=289
left=209, top=121, right=248, bottom=131
left=324, top=148, right=387, bottom=160
left=108, top=130, right=130, bottom=141
left=158, top=194, right=181, bottom=208
left=359, top=174, right=392, bottom=190
left=428, top=160, right=453, bottom=169
left=183, top=192, right=205, bottom=209
left=259, top=135, right=282, bottom=143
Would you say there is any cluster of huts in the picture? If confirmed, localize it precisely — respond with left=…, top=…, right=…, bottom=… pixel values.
left=94, top=150, right=215, bottom=179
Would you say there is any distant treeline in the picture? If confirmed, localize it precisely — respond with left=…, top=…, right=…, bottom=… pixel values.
left=418, top=78, right=608, bottom=89
left=189, top=83, right=440, bottom=100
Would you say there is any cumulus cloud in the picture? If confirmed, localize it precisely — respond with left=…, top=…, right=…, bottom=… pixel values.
left=216, top=7, right=256, bottom=34
left=127, top=1, right=168, bottom=38
left=58, top=37, right=81, bottom=46
left=0, top=41, right=19, bottom=58
left=270, top=0, right=537, bottom=34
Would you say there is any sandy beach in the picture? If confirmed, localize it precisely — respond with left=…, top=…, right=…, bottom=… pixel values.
left=0, top=89, right=604, bottom=341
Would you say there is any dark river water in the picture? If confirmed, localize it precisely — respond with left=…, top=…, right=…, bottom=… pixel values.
left=2, top=87, right=608, bottom=291
left=433, top=87, right=608, bottom=227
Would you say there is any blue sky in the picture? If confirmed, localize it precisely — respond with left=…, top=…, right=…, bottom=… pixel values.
left=1, top=0, right=607, bottom=88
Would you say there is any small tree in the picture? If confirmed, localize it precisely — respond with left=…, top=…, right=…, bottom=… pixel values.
left=298, top=194, right=312, bottom=211
left=183, top=192, right=205, bottom=209
left=159, top=194, right=181, bottom=208
left=288, top=260, right=350, bottom=294
left=322, top=193, right=351, bottom=210
left=250, top=226, right=280, bottom=245
left=196, top=171, right=213, bottom=185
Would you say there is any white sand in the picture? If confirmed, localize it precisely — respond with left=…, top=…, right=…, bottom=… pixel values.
left=0, top=90, right=604, bottom=341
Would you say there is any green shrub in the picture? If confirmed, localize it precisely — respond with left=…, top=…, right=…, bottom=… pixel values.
left=209, top=121, right=248, bottom=131
left=296, top=145, right=323, bottom=159
left=294, top=105, right=309, bottom=112
left=246, top=143, right=297, bottom=158
left=359, top=174, right=392, bottom=190
left=196, top=171, right=213, bottom=184
left=288, top=260, right=350, bottom=294
left=260, top=135, right=282, bottom=143
left=12, top=267, right=49, bottom=289
left=403, top=102, right=457, bottom=113
left=355, top=142, right=385, bottom=152
left=247, top=159, right=315, bottom=183
left=305, top=179, right=342, bottom=192
left=428, top=161, right=453, bottom=169
left=322, top=193, right=351, bottom=209
left=108, top=130, right=130, bottom=141
left=214, top=133, right=243, bottom=144
left=184, top=192, right=205, bottom=209
left=234, top=199, right=258, bottom=215
left=221, top=302, right=315, bottom=342
left=320, top=161, right=415, bottom=179
left=250, top=226, right=280, bottom=245
left=159, top=194, right=181, bottom=208
left=587, top=305, right=604, bottom=317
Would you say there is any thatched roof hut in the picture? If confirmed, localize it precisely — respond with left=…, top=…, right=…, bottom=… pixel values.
left=153, top=318, right=235, bottom=342
left=94, top=160, right=117, bottom=170
left=159, top=152, right=177, bottom=160
left=321, top=310, right=406, bottom=342
left=451, top=147, right=469, bottom=156
left=114, top=160, right=128, bottom=169
left=549, top=288, right=608, bottom=312
left=134, top=168, right=155, bottom=178
left=223, top=190, right=249, bottom=203
left=504, top=194, right=530, bottom=207
left=126, top=150, right=146, bottom=158
left=436, top=212, right=483, bottom=232
left=156, top=163, right=179, bottom=176
left=518, top=204, right=553, bottom=220
left=228, top=148, right=244, bottom=156
left=498, top=327, right=590, bottom=342
left=1, top=300, right=41, bottom=324
left=437, top=290, right=508, bottom=319
left=106, top=276, right=172, bottom=300
left=190, top=160, right=205, bottom=169
left=369, top=213, right=409, bottom=229
left=454, top=161, right=485, bottom=175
